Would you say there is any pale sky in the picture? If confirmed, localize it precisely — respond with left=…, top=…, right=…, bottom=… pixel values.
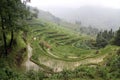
left=28, top=0, right=120, bottom=10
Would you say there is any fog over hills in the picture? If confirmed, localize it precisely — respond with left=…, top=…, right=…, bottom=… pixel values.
left=38, top=9, right=61, bottom=23
left=44, top=6, right=120, bottom=30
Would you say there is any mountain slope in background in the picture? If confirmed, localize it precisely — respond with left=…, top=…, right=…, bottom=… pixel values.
left=30, top=7, right=99, bottom=36
left=38, top=10, right=61, bottom=24
left=49, top=6, right=120, bottom=30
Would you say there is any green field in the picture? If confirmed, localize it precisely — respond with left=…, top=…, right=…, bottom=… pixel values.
left=27, top=19, right=119, bottom=73
left=0, top=1, right=120, bottom=80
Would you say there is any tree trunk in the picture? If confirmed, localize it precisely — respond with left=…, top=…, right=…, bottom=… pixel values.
left=1, top=17, right=7, bottom=56
left=9, top=30, right=14, bottom=48
left=7, top=8, right=14, bottom=48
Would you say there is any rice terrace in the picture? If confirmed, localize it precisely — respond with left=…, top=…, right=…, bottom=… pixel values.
left=0, top=0, right=120, bottom=80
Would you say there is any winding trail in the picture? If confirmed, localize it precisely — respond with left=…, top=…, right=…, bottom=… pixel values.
left=23, top=44, right=107, bottom=72
left=24, top=44, right=39, bottom=71
left=74, top=54, right=107, bottom=67
left=38, top=54, right=106, bottom=72
left=47, top=49, right=106, bottom=61
left=47, top=49, right=60, bottom=58
left=47, top=49, right=107, bottom=64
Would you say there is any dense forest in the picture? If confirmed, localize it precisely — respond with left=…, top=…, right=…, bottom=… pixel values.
left=0, top=0, right=120, bottom=80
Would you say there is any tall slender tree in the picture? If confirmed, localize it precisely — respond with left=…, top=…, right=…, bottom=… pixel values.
left=113, top=28, right=120, bottom=46
left=0, top=0, right=30, bottom=56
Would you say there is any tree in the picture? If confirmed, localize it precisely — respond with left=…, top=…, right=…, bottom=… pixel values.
left=0, top=0, right=30, bottom=56
left=113, top=28, right=120, bottom=46
left=32, top=8, right=39, bottom=18
left=75, top=20, right=81, bottom=25
left=96, top=29, right=114, bottom=48
left=96, top=32, right=108, bottom=48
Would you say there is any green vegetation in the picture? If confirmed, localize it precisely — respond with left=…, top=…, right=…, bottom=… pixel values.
left=0, top=0, right=120, bottom=80
left=45, top=52, right=120, bottom=80
left=0, top=0, right=29, bottom=56
left=96, top=29, right=114, bottom=48
left=113, top=28, right=120, bottom=46
left=28, top=19, right=120, bottom=78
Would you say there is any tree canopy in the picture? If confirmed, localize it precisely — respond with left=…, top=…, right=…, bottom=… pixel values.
left=96, top=29, right=114, bottom=48
left=0, top=0, right=30, bottom=56
left=113, top=28, right=120, bottom=46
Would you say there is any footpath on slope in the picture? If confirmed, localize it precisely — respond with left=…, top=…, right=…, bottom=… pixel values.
left=23, top=43, right=39, bottom=71
left=47, top=49, right=107, bottom=66
left=23, top=45, right=107, bottom=72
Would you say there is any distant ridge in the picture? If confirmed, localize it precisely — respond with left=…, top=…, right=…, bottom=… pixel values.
left=48, top=6, right=120, bottom=30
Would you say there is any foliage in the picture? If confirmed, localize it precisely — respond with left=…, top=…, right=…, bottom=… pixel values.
left=0, top=0, right=29, bottom=56
left=0, top=67, right=45, bottom=80
left=96, top=29, right=114, bottom=48
left=79, top=26, right=99, bottom=36
left=0, top=2, right=120, bottom=80
left=113, top=28, right=120, bottom=46
left=0, top=53, right=119, bottom=80
left=46, top=51, right=120, bottom=80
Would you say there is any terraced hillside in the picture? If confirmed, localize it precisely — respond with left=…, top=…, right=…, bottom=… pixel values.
left=26, top=19, right=119, bottom=73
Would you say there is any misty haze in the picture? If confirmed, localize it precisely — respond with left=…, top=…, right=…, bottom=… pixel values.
left=51, top=6, right=120, bottom=30
left=28, top=0, right=120, bottom=30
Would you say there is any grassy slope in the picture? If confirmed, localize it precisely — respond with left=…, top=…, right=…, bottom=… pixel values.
left=28, top=19, right=120, bottom=72
left=0, top=31, right=27, bottom=72
left=0, top=19, right=119, bottom=80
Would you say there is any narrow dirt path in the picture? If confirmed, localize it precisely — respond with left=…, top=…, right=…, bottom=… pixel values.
left=23, top=44, right=107, bottom=72
left=47, top=49, right=60, bottom=58
left=74, top=54, right=107, bottom=67
left=47, top=49, right=107, bottom=62
left=46, top=49, right=107, bottom=72
left=40, top=49, right=107, bottom=72
left=24, top=44, right=39, bottom=71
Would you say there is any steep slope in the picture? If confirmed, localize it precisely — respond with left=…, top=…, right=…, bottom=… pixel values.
left=51, top=6, right=120, bottom=30
left=27, top=19, right=119, bottom=72
left=23, top=44, right=39, bottom=71
left=38, top=10, right=61, bottom=24
left=35, top=9, right=99, bottom=36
